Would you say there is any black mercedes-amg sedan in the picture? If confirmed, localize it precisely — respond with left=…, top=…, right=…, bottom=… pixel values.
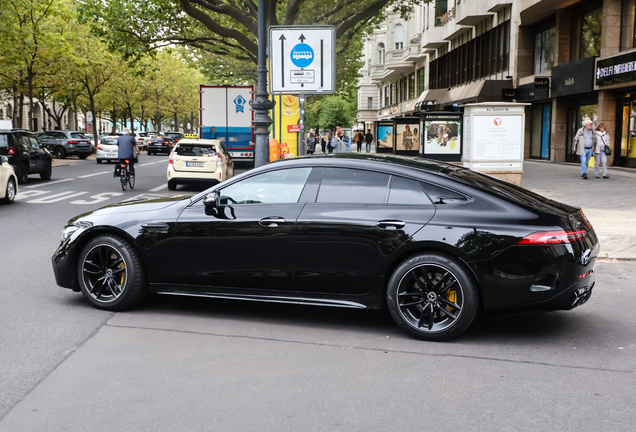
left=52, top=154, right=599, bottom=341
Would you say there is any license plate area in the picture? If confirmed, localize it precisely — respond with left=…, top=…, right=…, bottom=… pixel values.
left=186, top=162, right=204, bottom=167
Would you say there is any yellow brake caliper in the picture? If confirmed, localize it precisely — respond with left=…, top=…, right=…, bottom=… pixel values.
left=446, top=290, right=457, bottom=311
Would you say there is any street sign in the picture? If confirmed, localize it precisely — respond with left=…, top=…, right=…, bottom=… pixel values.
left=269, top=26, right=336, bottom=94
left=86, top=111, right=93, bottom=124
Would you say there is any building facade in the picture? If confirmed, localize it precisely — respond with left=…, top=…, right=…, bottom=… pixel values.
left=357, top=0, right=636, bottom=168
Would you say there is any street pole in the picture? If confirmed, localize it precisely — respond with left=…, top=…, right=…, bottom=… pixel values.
left=250, top=0, right=275, bottom=167
left=298, top=93, right=305, bottom=156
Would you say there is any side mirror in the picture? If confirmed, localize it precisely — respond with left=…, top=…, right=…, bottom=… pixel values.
left=0, top=155, right=6, bottom=165
left=203, top=190, right=220, bottom=208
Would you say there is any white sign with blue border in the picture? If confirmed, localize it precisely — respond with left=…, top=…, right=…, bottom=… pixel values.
left=269, top=25, right=336, bottom=94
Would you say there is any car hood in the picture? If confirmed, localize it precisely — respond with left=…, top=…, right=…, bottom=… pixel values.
left=66, top=195, right=191, bottom=224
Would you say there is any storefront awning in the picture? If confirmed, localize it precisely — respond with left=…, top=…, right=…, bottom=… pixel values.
left=414, top=89, right=448, bottom=111
left=439, top=80, right=512, bottom=107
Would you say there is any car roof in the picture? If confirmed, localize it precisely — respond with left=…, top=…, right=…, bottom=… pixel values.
left=176, top=138, right=221, bottom=146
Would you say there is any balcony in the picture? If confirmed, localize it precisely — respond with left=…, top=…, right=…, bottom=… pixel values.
left=404, top=43, right=426, bottom=61
left=370, top=64, right=390, bottom=83
left=385, top=49, right=414, bottom=74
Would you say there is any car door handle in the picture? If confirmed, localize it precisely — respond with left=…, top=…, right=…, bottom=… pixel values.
left=259, top=217, right=286, bottom=227
left=376, top=220, right=406, bottom=230
left=141, top=223, right=169, bottom=231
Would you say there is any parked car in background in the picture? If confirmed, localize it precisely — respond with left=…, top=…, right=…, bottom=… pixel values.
left=147, top=135, right=175, bottom=155
left=164, top=131, right=183, bottom=144
left=85, top=134, right=96, bottom=152
left=96, top=134, right=138, bottom=164
left=35, top=131, right=93, bottom=159
left=134, top=132, right=149, bottom=151
left=0, top=155, right=18, bottom=204
left=0, top=129, right=52, bottom=184
left=167, top=138, right=234, bottom=190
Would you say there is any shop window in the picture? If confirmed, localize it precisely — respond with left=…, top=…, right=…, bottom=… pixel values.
left=530, top=103, right=552, bottom=159
left=534, top=18, right=557, bottom=74
left=394, top=24, right=404, bottom=50
left=621, top=0, right=636, bottom=50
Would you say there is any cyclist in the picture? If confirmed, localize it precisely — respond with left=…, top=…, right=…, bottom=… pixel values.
left=116, top=128, right=139, bottom=176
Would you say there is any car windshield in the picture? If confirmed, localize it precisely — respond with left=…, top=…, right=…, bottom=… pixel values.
left=176, top=144, right=217, bottom=156
left=151, top=138, right=165, bottom=142
left=166, top=133, right=181, bottom=138
left=71, top=133, right=87, bottom=139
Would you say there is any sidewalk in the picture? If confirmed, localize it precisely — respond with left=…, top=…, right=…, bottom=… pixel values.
left=521, top=160, right=636, bottom=260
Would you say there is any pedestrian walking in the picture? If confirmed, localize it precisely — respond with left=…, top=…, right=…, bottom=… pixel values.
left=364, top=129, right=373, bottom=153
left=327, top=131, right=334, bottom=153
left=594, top=123, right=610, bottom=179
left=331, top=124, right=351, bottom=153
left=320, top=131, right=326, bottom=153
left=572, top=119, right=596, bottom=179
left=354, top=130, right=364, bottom=153
left=307, top=132, right=316, bottom=155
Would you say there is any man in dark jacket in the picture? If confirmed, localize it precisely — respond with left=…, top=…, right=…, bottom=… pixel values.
left=364, top=129, right=373, bottom=153
left=117, top=129, right=139, bottom=175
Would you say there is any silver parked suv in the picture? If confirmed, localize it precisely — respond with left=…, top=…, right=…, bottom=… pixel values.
left=35, top=131, right=93, bottom=159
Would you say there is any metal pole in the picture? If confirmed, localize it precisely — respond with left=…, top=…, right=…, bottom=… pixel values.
left=250, top=0, right=275, bottom=167
left=298, top=93, right=305, bottom=156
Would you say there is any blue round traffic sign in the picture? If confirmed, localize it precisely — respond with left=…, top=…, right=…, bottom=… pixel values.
left=290, top=43, right=314, bottom=68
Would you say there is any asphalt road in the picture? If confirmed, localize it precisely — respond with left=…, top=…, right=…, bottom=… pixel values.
left=0, top=155, right=635, bottom=431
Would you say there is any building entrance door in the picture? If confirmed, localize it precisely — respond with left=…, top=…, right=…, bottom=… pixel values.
left=616, top=101, right=636, bottom=168
left=530, top=103, right=551, bottom=159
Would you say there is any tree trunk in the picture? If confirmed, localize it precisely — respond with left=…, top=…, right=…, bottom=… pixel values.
left=28, top=67, right=35, bottom=131
left=18, top=93, right=25, bottom=129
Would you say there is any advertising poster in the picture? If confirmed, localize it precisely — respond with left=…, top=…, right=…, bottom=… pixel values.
left=271, top=94, right=300, bottom=158
left=424, top=120, right=461, bottom=154
left=472, top=115, right=523, bottom=160
left=376, top=124, right=394, bottom=151
left=395, top=123, right=420, bottom=152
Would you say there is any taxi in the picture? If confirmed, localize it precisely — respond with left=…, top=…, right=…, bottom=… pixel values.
left=167, top=138, right=234, bottom=190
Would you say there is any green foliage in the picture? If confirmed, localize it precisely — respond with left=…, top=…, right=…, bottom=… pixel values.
left=306, top=95, right=356, bottom=132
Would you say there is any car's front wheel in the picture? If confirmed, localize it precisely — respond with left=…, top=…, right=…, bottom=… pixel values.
left=40, top=162, right=52, bottom=180
left=1, top=177, right=16, bottom=204
left=17, top=163, right=29, bottom=184
left=77, top=235, right=147, bottom=311
left=387, top=253, right=479, bottom=341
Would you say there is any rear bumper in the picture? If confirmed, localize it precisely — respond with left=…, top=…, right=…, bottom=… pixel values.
left=149, top=145, right=171, bottom=153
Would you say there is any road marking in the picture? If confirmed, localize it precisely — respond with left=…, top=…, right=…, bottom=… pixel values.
left=15, top=190, right=49, bottom=200
left=25, top=178, right=73, bottom=188
left=78, top=171, right=110, bottom=178
left=149, top=184, right=167, bottom=192
left=70, top=192, right=125, bottom=205
left=27, top=191, right=88, bottom=203
left=121, top=193, right=164, bottom=202
left=139, top=161, right=167, bottom=167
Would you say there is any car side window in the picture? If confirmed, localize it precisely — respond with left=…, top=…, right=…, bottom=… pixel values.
left=388, top=176, right=433, bottom=205
left=52, top=132, right=66, bottom=139
left=419, top=182, right=469, bottom=204
left=219, top=167, right=312, bottom=205
left=28, top=136, right=42, bottom=150
left=317, top=168, right=389, bottom=204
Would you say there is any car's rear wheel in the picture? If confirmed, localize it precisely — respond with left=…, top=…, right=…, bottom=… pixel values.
left=55, top=147, right=66, bottom=159
left=40, top=162, right=52, bottom=180
left=1, top=177, right=16, bottom=204
left=167, top=180, right=177, bottom=190
left=77, top=235, right=147, bottom=310
left=17, top=163, right=29, bottom=184
left=96, top=159, right=102, bottom=164
left=387, top=253, right=479, bottom=341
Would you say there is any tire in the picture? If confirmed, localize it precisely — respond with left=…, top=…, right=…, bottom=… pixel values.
left=128, top=172, right=135, bottom=189
left=97, top=159, right=102, bottom=164
left=1, top=177, right=16, bottom=204
left=167, top=180, right=177, bottom=190
left=17, top=163, right=29, bottom=184
left=121, top=172, right=128, bottom=191
left=55, top=147, right=67, bottom=159
left=77, top=234, right=147, bottom=310
left=386, top=253, right=479, bottom=341
left=78, top=154, right=88, bottom=160
left=40, top=162, right=52, bottom=180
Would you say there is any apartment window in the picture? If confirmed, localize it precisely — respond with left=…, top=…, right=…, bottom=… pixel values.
left=378, top=43, right=385, bottom=64
left=384, top=86, right=389, bottom=106
left=435, top=0, right=447, bottom=26
left=409, top=73, right=416, bottom=99
left=391, top=82, right=396, bottom=105
left=621, top=0, right=636, bottom=50
left=534, top=18, right=556, bottom=74
left=394, top=24, right=404, bottom=50
left=570, top=1, right=603, bottom=60
left=367, top=97, right=373, bottom=110
left=417, top=67, right=425, bottom=94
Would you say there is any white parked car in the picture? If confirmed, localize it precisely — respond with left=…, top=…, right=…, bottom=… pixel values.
left=0, top=155, right=18, bottom=204
left=167, top=139, right=234, bottom=190
left=134, top=132, right=149, bottom=151
left=96, top=134, right=138, bottom=164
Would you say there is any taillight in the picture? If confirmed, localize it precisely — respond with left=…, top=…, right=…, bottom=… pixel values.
left=96, top=144, right=102, bottom=150
left=67, top=140, right=78, bottom=144
left=168, top=153, right=174, bottom=164
left=517, top=230, right=587, bottom=245
left=216, top=155, right=223, bottom=166
left=7, top=147, right=15, bottom=155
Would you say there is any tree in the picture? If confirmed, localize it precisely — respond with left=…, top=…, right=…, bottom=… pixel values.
left=307, top=95, right=355, bottom=132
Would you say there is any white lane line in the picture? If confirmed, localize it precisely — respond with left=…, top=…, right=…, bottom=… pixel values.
left=149, top=184, right=167, bottom=192
left=25, top=178, right=74, bottom=188
left=27, top=191, right=88, bottom=203
left=78, top=171, right=110, bottom=178
left=138, top=161, right=167, bottom=167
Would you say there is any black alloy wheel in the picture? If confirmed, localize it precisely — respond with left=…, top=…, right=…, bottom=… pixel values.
left=387, top=253, right=478, bottom=341
left=77, top=235, right=147, bottom=310
left=1, top=177, right=16, bottom=204
left=18, top=163, right=29, bottom=184
left=40, top=162, right=52, bottom=180
left=55, top=147, right=67, bottom=159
